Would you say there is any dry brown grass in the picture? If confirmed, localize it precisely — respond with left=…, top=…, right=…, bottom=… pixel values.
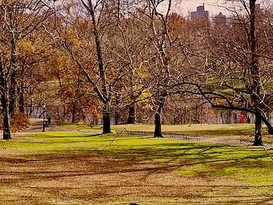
left=1, top=149, right=272, bottom=205
left=1, top=121, right=273, bottom=204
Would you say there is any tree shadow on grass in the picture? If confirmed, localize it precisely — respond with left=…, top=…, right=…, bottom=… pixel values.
left=1, top=150, right=273, bottom=204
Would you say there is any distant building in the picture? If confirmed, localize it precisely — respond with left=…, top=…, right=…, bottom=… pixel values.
left=190, top=3, right=209, bottom=21
left=214, top=12, right=227, bottom=27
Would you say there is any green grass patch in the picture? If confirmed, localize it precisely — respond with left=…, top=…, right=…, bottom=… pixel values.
left=56, top=122, right=102, bottom=130
left=1, top=129, right=273, bottom=204
left=113, top=123, right=255, bottom=137
left=113, top=123, right=273, bottom=143
left=3, top=130, right=273, bottom=184
left=58, top=122, right=273, bottom=143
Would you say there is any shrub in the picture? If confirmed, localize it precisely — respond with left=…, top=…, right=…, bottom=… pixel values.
left=10, top=113, right=30, bottom=132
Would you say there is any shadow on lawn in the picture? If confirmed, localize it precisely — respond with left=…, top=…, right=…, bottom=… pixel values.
left=1, top=148, right=273, bottom=204
left=0, top=149, right=271, bottom=182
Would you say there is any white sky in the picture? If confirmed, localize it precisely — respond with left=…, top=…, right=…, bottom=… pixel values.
left=158, top=0, right=273, bottom=17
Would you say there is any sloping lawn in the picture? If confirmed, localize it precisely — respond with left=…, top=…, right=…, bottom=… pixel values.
left=0, top=128, right=273, bottom=204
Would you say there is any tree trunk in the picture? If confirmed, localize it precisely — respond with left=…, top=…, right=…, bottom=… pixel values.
left=2, top=110, right=11, bottom=140
left=114, top=110, right=120, bottom=125
left=9, top=71, right=16, bottom=116
left=9, top=34, right=17, bottom=117
left=82, top=0, right=111, bottom=134
left=114, top=95, right=120, bottom=125
left=258, top=113, right=273, bottom=135
left=18, top=83, right=24, bottom=114
left=154, top=97, right=164, bottom=138
left=127, top=104, right=136, bottom=124
left=249, top=0, right=263, bottom=144
left=102, top=102, right=111, bottom=134
left=267, top=125, right=273, bottom=135
left=253, top=113, right=263, bottom=146
left=1, top=93, right=11, bottom=140
left=127, top=61, right=136, bottom=124
left=154, top=111, right=163, bottom=138
left=28, top=87, right=34, bottom=117
left=72, top=103, right=76, bottom=123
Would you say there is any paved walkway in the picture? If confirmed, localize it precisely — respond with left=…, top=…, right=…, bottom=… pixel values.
left=123, top=130, right=272, bottom=147
left=14, top=119, right=271, bottom=147
left=123, top=130, right=251, bottom=147
left=14, top=118, right=55, bottom=136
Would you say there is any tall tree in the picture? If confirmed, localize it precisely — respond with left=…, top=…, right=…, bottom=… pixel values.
left=140, top=2, right=189, bottom=137
left=81, top=0, right=111, bottom=133
left=0, top=0, right=54, bottom=139
left=57, top=1, right=133, bottom=133
left=177, top=0, right=273, bottom=145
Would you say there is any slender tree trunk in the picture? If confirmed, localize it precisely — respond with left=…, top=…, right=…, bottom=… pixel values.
left=28, top=87, right=34, bottom=117
left=9, top=35, right=17, bottom=117
left=1, top=93, right=11, bottom=140
left=265, top=121, right=273, bottom=135
left=154, top=97, right=164, bottom=138
left=253, top=112, right=263, bottom=146
left=114, top=95, right=120, bottom=125
left=103, top=102, right=111, bottom=134
left=257, top=112, right=273, bottom=135
left=127, top=63, right=136, bottom=124
left=72, top=103, right=76, bottom=123
left=0, top=66, right=11, bottom=140
left=28, top=99, right=32, bottom=117
left=114, top=110, right=120, bottom=125
left=249, top=0, right=264, bottom=145
left=18, top=83, right=24, bottom=114
left=9, top=71, right=16, bottom=116
left=154, top=112, right=163, bottom=138
left=127, top=103, right=136, bottom=124
left=82, top=0, right=112, bottom=134
left=2, top=111, right=11, bottom=140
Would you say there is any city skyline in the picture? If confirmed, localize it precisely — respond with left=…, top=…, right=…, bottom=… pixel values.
left=158, top=0, right=272, bottom=18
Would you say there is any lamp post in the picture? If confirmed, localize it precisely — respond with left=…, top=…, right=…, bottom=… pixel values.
left=42, top=104, right=46, bottom=132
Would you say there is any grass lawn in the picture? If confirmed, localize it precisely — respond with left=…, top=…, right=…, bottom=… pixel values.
left=1, top=126, right=273, bottom=204
left=113, top=123, right=273, bottom=143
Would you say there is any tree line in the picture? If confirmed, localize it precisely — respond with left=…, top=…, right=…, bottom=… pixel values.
left=0, top=0, right=272, bottom=145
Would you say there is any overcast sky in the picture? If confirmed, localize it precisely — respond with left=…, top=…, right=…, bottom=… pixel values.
left=158, top=0, right=273, bottom=17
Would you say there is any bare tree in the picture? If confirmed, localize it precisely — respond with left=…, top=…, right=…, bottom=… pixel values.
left=56, top=0, right=139, bottom=133
left=140, top=1, right=193, bottom=137
left=177, top=0, right=273, bottom=145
